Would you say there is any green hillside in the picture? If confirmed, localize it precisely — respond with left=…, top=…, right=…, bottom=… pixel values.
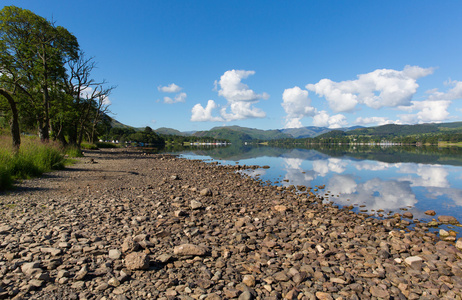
left=155, top=127, right=191, bottom=136
left=193, top=126, right=291, bottom=143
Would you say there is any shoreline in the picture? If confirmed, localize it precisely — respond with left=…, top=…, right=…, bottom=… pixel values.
left=0, top=148, right=461, bottom=299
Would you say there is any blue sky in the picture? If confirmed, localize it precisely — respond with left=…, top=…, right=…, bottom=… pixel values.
left=3, top=1, right=462, bottom=131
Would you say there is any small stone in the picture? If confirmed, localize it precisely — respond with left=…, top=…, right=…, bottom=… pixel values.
left=425, top=210, right=436, bottom=216
left=315, top=292, right=333, bottom=300
left=402, top=212, right=413, bottom=219
left=439, top=229, right=450, bottom=237
left=190, top=200, right=203, bottom=210
left=171, top=175, right=180, bottom=180
left=456, top=238, right=462, bottom=251
left=174, top=244, right=207, bottom=256
left=438, top=215, right=459, bottom=224
left=125, top=252, right=150, bottom=270
left=74, top=265, right=88, bottom=281
left=57, top=270, right=70, bottom=279
left=273, top=205, right=287, bottom=212
left=404, top=256, right=423, bottom=270
left=242, top=275, right=256, bottom=287
left=238, top=290, right=252, bottom=300
left=121, top=237, right=140, bottom=253
left=28, top=279, right=43, bottom=288
left=95, top=282, right=109, bottom=292
left=370, top=285, right=389, bottom=298
left=316, top=244, right=325, bottom=253
left=330, top=277, right=347, bottom=284
left=156, top=253, right=172, bottom=263
left=21, top=262, right=41, bottom=277
left=109, top=249, right=122, bottom=260
left=71, top=281, right=85, bottom=289
left=200, top=188, right=213, bottom=196
left=0, top=225, right=12, bottom=234
left=108, top=277, right=121, bottom=287
left=174, top=210, right=187, bottom=217
left=40, top=247, right=62, bottom=256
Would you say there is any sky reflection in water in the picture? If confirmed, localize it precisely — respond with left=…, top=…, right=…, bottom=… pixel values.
left=177, top=146, right=462, bottom=233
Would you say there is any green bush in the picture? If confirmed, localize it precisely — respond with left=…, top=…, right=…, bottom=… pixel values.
left=65, top=145, right=84, bottom=157
left=80, top=142, right=99, bottom=150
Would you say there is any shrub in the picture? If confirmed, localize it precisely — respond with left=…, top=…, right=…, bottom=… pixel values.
left=80, top=142, right=99, bottom=150
left=65, top=145, right=84, bottom=157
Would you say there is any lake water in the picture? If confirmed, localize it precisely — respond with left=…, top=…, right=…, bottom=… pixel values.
left=162, top=144, right=462, bottom=236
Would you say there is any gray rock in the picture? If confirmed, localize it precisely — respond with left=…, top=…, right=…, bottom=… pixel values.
left=174, top=244, right=207, bottom=256
left=109, top=249, right=122, bottom=260
left=125, top=252, right=150, bottom=270
left=190, top=200, right=203, bottom=210
left=200, top=188, right=213, bottom=196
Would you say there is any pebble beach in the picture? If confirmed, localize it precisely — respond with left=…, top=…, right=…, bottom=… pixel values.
left=0, top=149, right=461, bottom=300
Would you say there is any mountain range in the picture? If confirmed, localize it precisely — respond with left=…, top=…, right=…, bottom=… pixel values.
left=111, top=119, right=462, bottom=143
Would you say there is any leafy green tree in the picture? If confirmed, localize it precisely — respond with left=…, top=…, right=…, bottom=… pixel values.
left=0, top=5, right=79, bottom=144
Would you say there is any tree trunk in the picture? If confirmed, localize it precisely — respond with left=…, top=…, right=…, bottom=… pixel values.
left=0, top=89, right=21, bottom=152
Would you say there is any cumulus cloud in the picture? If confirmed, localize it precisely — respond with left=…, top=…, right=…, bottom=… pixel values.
left=217, top=70, right=269, bottom=102
left=306, top=65, right=434, bottom=112
left=398, top=100, right=451, bottom=123
left=427, top=80, right=462, bottom=101
left=191, top=69, right=268, bottom=122
left=355, top=116, right=393, bottom=126
left=281, top=86, right=316, bottom=128
left=190, top=100, right=224, bottom=122
left=397, top=79, right=462, bottom=123
left=158, top=83, right=182, bottom=93
left=220, top=101, right=266, bottom=121
left=158, top=83, right=187, bottom=104
left=313, top=110, right=348, bottom=128
left=164, top=92, right=187, bottom=104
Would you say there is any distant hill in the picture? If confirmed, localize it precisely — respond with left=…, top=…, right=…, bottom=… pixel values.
left=349, top=122, right=462, bottom=136
left=155, top=127, right=191, bottom=136
left=108, top=117, right=462, bottom=143
left=110, top=117, right=133, bottom=129
left=281, top=125, right=363, bottom=138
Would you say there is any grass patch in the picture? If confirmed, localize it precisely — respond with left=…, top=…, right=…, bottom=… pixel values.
left=65, top=145, right=84, bottom=157
left=80, top=142, right=99, bottom=150
left=0, top=135, right=66, bottom=191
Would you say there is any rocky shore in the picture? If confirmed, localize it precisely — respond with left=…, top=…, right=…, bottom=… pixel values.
left=1, top=149, right=461, bottom=300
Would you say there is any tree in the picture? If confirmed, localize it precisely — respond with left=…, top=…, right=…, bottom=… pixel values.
left=0, top=5, right=79, bottom=143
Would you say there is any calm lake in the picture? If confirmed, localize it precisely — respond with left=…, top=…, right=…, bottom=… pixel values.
left=162, top=144, right=462, bottom=236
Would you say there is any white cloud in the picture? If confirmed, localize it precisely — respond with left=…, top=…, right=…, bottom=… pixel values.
left=190, top=100, right=224, bottom=122
left=313, top=110, right=348, bottom=128
left=427, top=80, right=462, bottom=101
left=217, top=70, right=268, bottom=102
left=397, top=79, right=462, bottom=124
left=306, top=65, right=434, bottom=112
left=192, top=69, right=268, bottom=122
left=398, top=100, right=451, bottom=123
left=158, top=83, right=182, bottom=93
left=220, top=101, right=266, bottom=121
left=355, top=116, right=393, bottom=126
left=281, top=86, right=316, bottom=128
left=164, top=92, right=187, bottom=104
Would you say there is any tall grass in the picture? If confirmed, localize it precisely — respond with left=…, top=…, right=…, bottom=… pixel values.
left=0, top=135, right=65, bottom=191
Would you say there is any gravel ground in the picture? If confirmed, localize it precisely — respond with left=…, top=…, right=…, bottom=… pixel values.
left=0, top=149, right=461, bottom=300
